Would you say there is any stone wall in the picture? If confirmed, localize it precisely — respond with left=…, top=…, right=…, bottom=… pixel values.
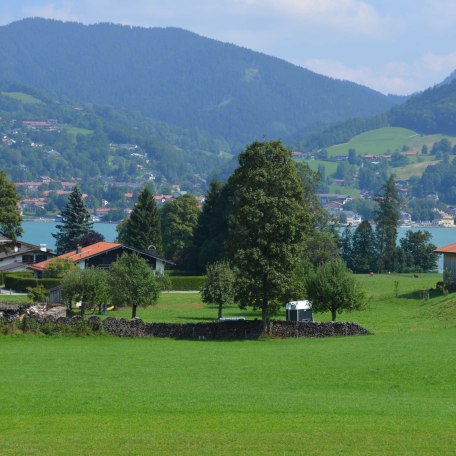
left=2, top=307, right=371, bottom=339
left=99, top=317, right=370, bottom=339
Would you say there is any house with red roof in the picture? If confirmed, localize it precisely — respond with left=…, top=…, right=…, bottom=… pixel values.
left=28, top=242, right=172, bottom=278
left=434, top=242, right=456, bottom=281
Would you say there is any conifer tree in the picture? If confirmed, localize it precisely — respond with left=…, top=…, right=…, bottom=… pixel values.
left=374, top=175, right=400, bottom=272
left=351, top=220, right=376, bottom=273
left=116, top=187, right=162, bottom=254
left=0, top=170, right=22, bottom=244
left=53, top=187, right=93, bottom=255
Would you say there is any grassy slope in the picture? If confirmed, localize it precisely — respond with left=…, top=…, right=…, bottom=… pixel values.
left=2, top=91, right=43, bottom=104
left=327, top=127, right=456, bottom=157
left=1, top=274, right=456, bottom=455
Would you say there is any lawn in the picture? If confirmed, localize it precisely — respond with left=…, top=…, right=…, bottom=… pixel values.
left=1, top=273, right=456, bottom=455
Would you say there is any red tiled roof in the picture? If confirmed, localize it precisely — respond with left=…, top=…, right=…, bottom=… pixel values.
left=30, top=242, right=121, bottom=271
left=434, top=242, right=456, bottom=254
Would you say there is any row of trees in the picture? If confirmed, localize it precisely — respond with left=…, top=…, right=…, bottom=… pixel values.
left=340, top=176, right=437, bottom=273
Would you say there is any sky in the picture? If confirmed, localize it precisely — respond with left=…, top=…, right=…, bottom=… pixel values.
left=1, top=0, right=456, bottom=95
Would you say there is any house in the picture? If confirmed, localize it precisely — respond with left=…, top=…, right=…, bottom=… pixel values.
left=0, top=239, right=54, bottom=273
left=342, top=211, right=362, bottom=226
left=434, top=242, right=456, bottom=282
left=28, top=242, right=172, bottom=277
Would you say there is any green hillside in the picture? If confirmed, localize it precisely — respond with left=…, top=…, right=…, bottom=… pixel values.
left=328, top=127, right=418, bottom=156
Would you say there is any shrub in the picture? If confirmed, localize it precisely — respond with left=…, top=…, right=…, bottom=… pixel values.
left=4, top=274, right=60, bottom=293
left=170, top=276, right=206, bottom=291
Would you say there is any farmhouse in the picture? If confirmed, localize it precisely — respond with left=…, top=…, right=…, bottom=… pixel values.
left=434, top=242, right=456, bottom=281
left=28, top=242, right=172, bottom=277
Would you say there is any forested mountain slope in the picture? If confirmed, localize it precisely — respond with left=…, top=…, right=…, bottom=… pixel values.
left=389, top=79, right=456, bottom=135
left=0, top=18, right=401, bottom=149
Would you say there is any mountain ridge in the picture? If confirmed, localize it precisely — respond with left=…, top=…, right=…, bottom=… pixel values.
left=0, top=17, right=402, bottom=149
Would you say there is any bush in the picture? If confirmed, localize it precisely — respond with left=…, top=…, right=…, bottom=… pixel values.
left=4, top=274, right=61, bottom=293
left=170, top=276, right=206, bottom=291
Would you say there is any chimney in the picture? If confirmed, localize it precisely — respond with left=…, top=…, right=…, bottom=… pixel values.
left=76, top=245, right=82, bottom=254
left=40, top=244, right=47, bottom=252
left=147, top=244, right=156, bottom=256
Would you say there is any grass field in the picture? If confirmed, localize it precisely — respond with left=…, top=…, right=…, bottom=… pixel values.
left=1, top=273, right=456, bottom=455
left=328, top=127, right=418, bottom=156
left=1, top=91, right=43, bottom=104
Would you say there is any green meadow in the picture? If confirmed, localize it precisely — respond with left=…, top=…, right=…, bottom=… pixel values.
left=1, top=91, right=43, bottom=104
left=1, top=273, right=456, bottom=455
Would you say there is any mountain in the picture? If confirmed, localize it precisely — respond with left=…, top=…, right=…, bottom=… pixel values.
left=388, top=78, right=456, bottom=135
left=0, top=81, right=228, bottom=191
left=0, top=18, right=401, bottom=149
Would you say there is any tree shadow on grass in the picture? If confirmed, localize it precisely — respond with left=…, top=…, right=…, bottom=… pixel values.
left=399, top=289, right=446, bottom=300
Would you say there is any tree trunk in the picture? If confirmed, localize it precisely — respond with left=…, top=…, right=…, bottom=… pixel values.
left=218, top=303, right=222, bottom=320
left=331, top=305, right=337, bottom=322
left=262, top=303, right=269, bottom=333
left=131, top=305, right=137, bottom=319
left=80, top=303, right=85, bottom=317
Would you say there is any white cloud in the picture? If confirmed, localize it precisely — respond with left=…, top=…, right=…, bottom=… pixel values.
left=22, top=2, right=79, bottom=22
left=301, top=52, right=456, bottom=95
left=235, top=0, right=383, bottom=35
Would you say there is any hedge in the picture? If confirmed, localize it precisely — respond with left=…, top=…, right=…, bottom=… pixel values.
left=170, top=276, right=206, bottom=291
left=3, top=274, right=61, bottom=293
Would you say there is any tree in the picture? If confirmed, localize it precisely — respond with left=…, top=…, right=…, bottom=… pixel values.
left=192, top=180, right=231, bottom=273
left=201, top=261, right=235, bottom=319
left=227, top=140, right=309, bottom=332
left=109, top=253, right=160, bottom=319
left=43, top=257, right=77, bottom=278
left=339, top=226, right=353, bottom=270
left=306, top=257, right=366, bottom=321
left=398, top=230, right=437, bottom=272
left=74, top=231, right=105, bottom=247
left=116, top=187, right=162, bottom=254
left=0, top=170, right=22, bottom=244
left=374, top=175, right=400, bottom=272
left=53, top=187, right=94, bottom=255
left=60, top=267, right=111, bottom=316
left=351, top=221, right=377, bottom=273
left=161, top=194, right=200, bottom=269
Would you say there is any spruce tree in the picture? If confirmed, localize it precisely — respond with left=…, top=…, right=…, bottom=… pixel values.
left=53, top=187, right=93, bottom=255
left=116, top=187, right=162, bottom=254
left=374, top=175, right=400, bottom=272
left=0, top=170, right=22, bottom=244
left=192, top=180, right=231, bottom=273
left=351, top=220, right=376, bottom=273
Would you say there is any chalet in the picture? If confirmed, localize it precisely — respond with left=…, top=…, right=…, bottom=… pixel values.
left=28, top=242, right=172, bottom=278
left=0, top=239, right=54, bottom=273
left=342, top=211, right=362, bottom=226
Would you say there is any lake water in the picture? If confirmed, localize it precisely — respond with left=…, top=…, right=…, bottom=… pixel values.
left=20, top=221, right=118, bottom=250
left=19, top=222, right=456, bottom=271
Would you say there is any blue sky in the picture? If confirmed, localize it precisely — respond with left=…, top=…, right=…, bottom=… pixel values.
left=2, top=0, right=456, bottom=95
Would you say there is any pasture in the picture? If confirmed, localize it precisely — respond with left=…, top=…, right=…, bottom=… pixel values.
left=1, top=273, right=456, bottom=455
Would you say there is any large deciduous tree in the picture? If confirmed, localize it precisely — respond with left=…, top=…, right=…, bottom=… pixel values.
left=0, top=170, right=22, bottom=244
left=53, top=186, right=94, bottom=255
left=398, top=230, right=437, bottom=272
left=116, top=187, right=163, bottom=254
left=227, top=140, right=309, bottom=332
left=374, top=175, right=400, bottom=272
left=161, top=194, right=200, bottom=269
left=306, top=257, right=366, bottom=321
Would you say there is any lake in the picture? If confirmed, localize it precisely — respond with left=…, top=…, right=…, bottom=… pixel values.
left=20, top=221, right=118, bottom=249
left=19, top=221, right=456, bottom=271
